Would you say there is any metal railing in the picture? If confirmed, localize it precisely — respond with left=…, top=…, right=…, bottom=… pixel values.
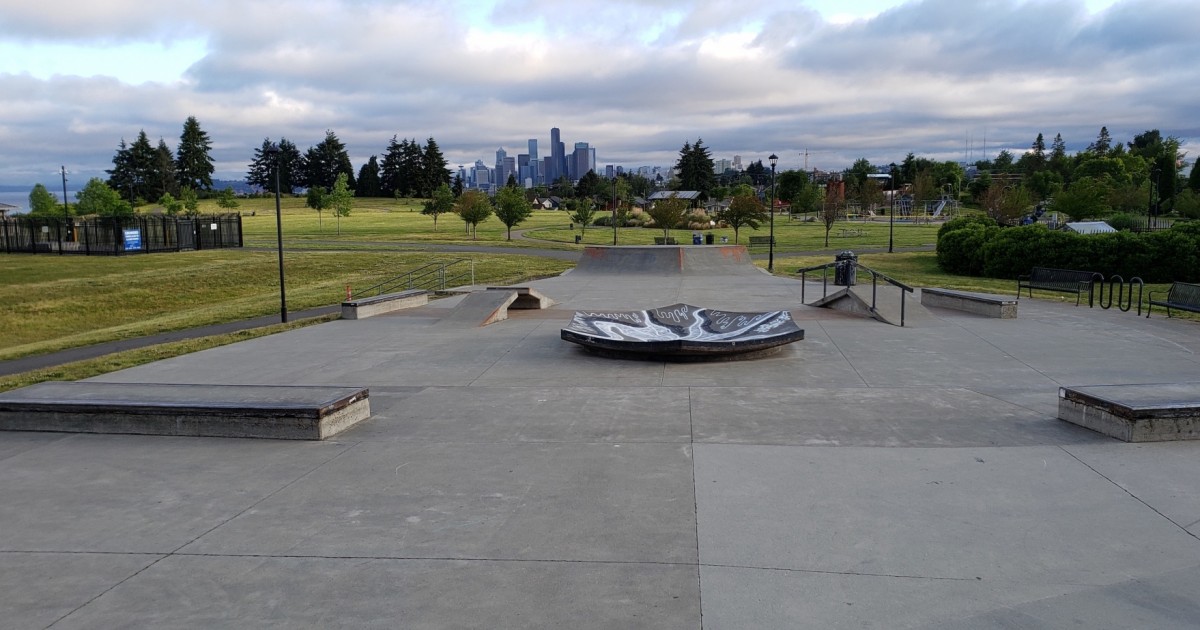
left=796, top=261, right=916, bottom=326
left=353, top=259, right=476, bottom=298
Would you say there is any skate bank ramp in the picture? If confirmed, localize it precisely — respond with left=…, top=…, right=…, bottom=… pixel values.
left=573, top=245, right=763, bottom=276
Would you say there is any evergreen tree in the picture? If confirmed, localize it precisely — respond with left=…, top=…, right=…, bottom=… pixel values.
left=420, top=137, right=450, bottom=197
left=1049, top=132, right=1071, bottom=180
left=674, top=138, right=715, bottom=199
left=176, top=116, right=215, bottom=190
left=399, top=138, right=423, bottom=197
left=216, top=187, right=240, bottom=210
left=574, top=170, right=604, bottom=200
left=303, top=130, right=356, bottom=191
left=451, top=173, right=464, bottom=197
left=153, top=138, right=179, bottom=200
left=28, top=184, right=60, bottom=216
left=1087, top=126, right=1112, bottom=156
left=127, top=131, right=157, bottom=203
left=357, top=155, right=382, bottom=197
left=379, top=136, right=405, bottom=197
left=107, top=139, right=134, bottom=202
left=1189, top=161, right=1200, bottom=194
left=248, top=138, right=303, bottom=194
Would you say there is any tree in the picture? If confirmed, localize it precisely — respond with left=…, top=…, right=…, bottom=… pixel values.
left=1049, top=132, right=1071, bottom=180
left=1052, top=177, right=1108, bottom=221
left=107, top=131, right=157, bottom=204
left=716, top=193, right=767, bottom=244
left=550, top=175, right=575, bottom=199
left=821, top=198, right=845, bottom=247
left=306, top=186, right=330, bottom=229
left=356, top=156, right=382, bottom=197
left=153, top=138, right=179, bottom=200
left=76, top=178, right=132, bottom=217
left=674, top=139, right=716, bottom=199
left=28, top=184, right=59, bottom=216
left=1189, top=161, right=1200, bottom=194
left=1087, top=126, right=1113, bottom=156
left=775, top=170, right=811, bottom=208
left=420, top=137, right=451, bottom=197
left=791, top=185, right=824, bottom=219
left=216, top=187, right=239, bottom=210
left=455, top=190, right=492, bottom=239
left=176, top=116, right=215, bottom=190
left=646, top=193, right=689, bottom=242
left=247, top=138, right=302, bottom=194
left=991, top=150, right=1016, bottom=173
left=180, top=186, right=199, bottom=215
left=574, top=170, right=604, bottom=200
left=980, top=185, right=1031, bottom=225
left=1019, top=133, right=1047, bottom=175
left=494, top=185, right=532, bottom=240
left=451, top=173, right=464, bottom=197
left=303, top=130, right=355, bottom=191
left=328, top=173, right=353, bottom=235
left=158, top=192, right=183, bottom=215
left=568, top=199, right=599, bottom=236
left=422, top=183, right=455, bottom=231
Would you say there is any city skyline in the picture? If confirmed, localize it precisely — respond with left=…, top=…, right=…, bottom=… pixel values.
left=1, top=0, right=1196, bottom=187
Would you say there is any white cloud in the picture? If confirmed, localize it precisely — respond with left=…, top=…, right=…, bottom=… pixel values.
left=0, top=0, right=1195, bottom=184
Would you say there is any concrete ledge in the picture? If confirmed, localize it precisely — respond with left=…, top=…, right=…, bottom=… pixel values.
left=341, top=289, right=429, bottom=320
left=0, top=382, right=370, bottom=440
left=1058, top=382, right=1200, bottom=442
left=921, top=288, right=1017, bottom=319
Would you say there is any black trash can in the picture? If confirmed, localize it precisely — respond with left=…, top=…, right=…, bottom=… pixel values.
left=705, top=233, right=715, bottom=245
left=575, top=235, right=582, bottom=244
left=834, top=251, right=858, bottom=286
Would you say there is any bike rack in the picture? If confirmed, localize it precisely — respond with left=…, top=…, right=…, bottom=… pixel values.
left=1097, top=275, right=1145, bottom=315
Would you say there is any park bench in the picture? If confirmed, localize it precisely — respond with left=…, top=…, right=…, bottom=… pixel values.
left=1147, top=281, right=1200, bottom=318
left=838, top=228, right=864, bottom=238
left=748, top=235, right=775, bottom=250
left=1016, top=267, right=1101, bottom=306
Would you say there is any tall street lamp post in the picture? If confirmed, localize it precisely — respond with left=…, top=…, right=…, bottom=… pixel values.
left=265, top=143, right=288, bottom=323
left=612, top=178, right=618, bottom=245
left=768, top=154, right=778, bottom=272
left=1150, top=166, right=1161, bottom=229
left=889, top=164, right=897, bottom=253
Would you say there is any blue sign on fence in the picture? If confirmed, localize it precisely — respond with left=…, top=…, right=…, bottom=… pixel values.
left=123, top=228, right=142, bottom=251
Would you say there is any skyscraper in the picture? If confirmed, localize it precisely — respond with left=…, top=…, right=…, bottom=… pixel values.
left=527, top=139, right=539, bottom=185
left=549, top=128, right=563, bottom=183
left=495, top=147, right=508, bottom=187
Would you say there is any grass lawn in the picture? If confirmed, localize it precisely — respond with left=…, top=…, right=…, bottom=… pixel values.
left=0, top=249, right=571, bottom=361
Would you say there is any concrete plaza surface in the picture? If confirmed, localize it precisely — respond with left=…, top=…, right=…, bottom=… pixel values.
left=4, top=248, right=1200, bottom=628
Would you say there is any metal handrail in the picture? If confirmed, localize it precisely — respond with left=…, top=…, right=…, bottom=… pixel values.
left=354, top=259, right=475, bottom=298
left=796, top=260, right=915, bottom=326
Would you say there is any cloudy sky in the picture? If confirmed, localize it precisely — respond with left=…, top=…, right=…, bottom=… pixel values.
left=1, top=0, right=1197, bottom=188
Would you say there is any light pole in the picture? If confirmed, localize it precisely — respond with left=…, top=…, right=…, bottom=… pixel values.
left=612, top=177, right=618, bottom=245
left=767, top=154, right=779, bottom=271
left=265, top=143, right=288, bottom=323
left=1150, top=166, right=1161, bottom=229
left=888, top=163, right=897, bottom=253
left=61, top=165, right=69, bottom=219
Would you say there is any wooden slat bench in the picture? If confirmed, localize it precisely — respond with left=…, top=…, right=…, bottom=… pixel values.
left=1147, top=281, right=1200, bottom=318
left=1016, top=267, right=1102, bottom=306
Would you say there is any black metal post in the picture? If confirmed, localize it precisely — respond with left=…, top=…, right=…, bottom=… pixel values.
left=768, top=154, right=778, bottom=272
left=889, top=164, right=897, bottom=253
left=612, top=178, right=618, bottom=246
left=267, top=144, right=288, bottom=323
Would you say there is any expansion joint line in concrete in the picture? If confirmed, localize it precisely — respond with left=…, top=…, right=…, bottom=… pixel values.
left=816, top=322, right=869, bottom=387
left=45, top=552, right=171, bottom=628
left=699, top=562, right=984, bottom=582
left=950, top=318, right=1059, bottom=387
left=686, top=386, right=703, bottom=627
left=1059, top=446, right=1200, bottom=543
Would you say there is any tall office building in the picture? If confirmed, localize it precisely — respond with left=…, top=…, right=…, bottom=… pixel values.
left=571, top=142, right=591, bottom=181
left=527, top=139, right=539, bottom=185
left=495, top=147, right=508, bottom=187
left=549, top=128, right=563, bottom=183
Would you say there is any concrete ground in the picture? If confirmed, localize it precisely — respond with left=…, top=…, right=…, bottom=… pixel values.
left=4, top=249, right=1200, bottom=629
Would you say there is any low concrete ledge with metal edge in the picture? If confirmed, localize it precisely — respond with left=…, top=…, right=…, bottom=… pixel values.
left=0, top=382, right=370, bottom=440
left=920, top=288, right=1018, bottom=319
left=1058, top=382, right=1200, bottom=442
left=341, top=289, right=430, bottom=320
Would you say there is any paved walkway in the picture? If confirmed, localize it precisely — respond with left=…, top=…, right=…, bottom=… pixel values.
left=12, top=247, right=1197, bottom=628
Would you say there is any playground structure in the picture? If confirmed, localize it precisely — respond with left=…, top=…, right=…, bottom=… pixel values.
left=841, top=195, right=960, bottom=223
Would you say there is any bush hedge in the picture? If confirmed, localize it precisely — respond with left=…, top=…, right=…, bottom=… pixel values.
left=936, top=221, right=1200, bottom=283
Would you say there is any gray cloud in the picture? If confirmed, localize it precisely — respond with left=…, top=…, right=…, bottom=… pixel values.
left=0, top=0, right=1196, bottom=188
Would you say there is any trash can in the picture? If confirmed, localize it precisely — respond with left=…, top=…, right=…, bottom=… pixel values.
left=705, top=233, right=715, bottom=245
left=575, top=235, right=582, bottom=244
left=834, top=251, right=858, bottom=286
left=692, top=232, right=702, bottom=245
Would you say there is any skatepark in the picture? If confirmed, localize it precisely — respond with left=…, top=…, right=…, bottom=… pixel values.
left=3, top=245, right=1200, bottom=628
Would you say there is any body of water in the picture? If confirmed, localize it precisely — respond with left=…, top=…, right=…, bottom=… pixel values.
left=0, top=189, right=81, bottom=214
